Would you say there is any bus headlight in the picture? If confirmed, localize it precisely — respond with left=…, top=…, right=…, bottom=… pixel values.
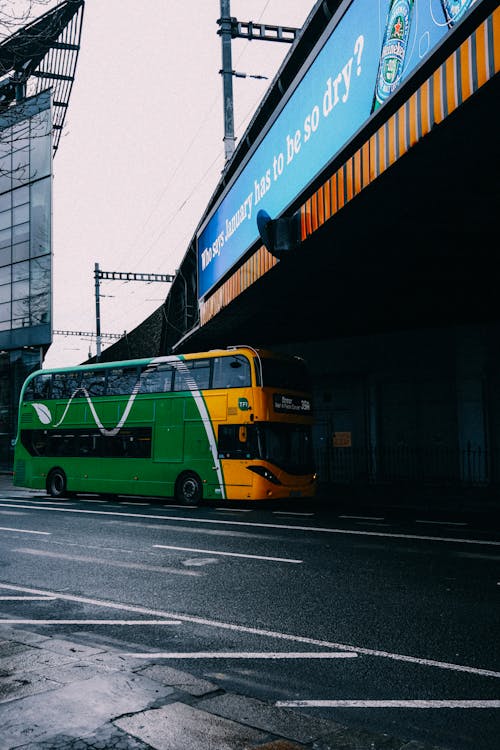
left=247, top=465, right=282, bottom=485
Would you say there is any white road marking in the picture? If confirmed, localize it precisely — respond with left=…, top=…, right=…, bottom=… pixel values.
left=0, top=526, right=50, bottom=535
left=121, top=502, right=151, bottom=506
left=0, top=619, right=180, bottom=625
left=15, top=548, right=203, bottom=577
left=339, top=515, right=384, bottom=521
left=0, top=582, right=498, bottom=679
left=0, top=596, right=56, bottom=602
left=416, top=519, right=467, bottom=526
left=126, top=651, right=357, bottom=659
left=77, top=498, right=108, bottom=503
left=153, top=544, right=302, bottom=563
left=23, top=500, right=76, bottom=505
left=163, top=505, right=196, bottom=510
left=1, top=502, right=497, bottom=546
left=277, top=700, right=500, bottom=708
left=274, top=512, right=314, bottom=517
left=214, top=507, right=251, bottom=512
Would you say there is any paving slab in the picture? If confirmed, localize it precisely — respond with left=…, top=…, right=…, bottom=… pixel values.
left=34, top=637, right=104, bottom=658
left=0, top=646, right=78, bottom=676
left=0, top=673, right=61, bottom=704
left=115, top=701, right=269, bottom=750
left=0, top=627, right=50, bottom=645
left=199, top=693, right=335, bottom=744
left=135, top=664, right=218, bottom=696
left=0, top=669, right=174, bottom=748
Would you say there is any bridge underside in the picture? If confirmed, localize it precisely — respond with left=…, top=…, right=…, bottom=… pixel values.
left=180, top=74, right=499, bottom=353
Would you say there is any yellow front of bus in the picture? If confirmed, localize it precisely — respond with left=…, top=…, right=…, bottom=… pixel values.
left=207, top=383, right=317, bottom=501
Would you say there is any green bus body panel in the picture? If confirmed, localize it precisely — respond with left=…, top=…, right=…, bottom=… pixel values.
left=14, top=388, right=226, bottom=500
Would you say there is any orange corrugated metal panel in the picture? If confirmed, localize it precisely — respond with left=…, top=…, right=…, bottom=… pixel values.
left=324, top=179, right=331, bottom=221
left=459, top=36, right=473, bottom=102
left=494, top=8, right=500, bottom=73
left=397, top=103, right=407, bottom=157
left=408, top=92, right=418, bottom=147
left=475, top=17, right=489, bottom=87
left=369, top=133, right=378, bottom=181
left=420, top=79, right=431, bottom=137
left=305, top=200, right=312, bottom=236
left=362, top=141, right=370, bottom=188
left=353, top=149, right=361, bottom=195
left=300, top=206, right=307, bottom=240
left=433, top=66, right=445, bottom=124
left=311, top=191, right=319, bottom=231
left=445, top=54, right=458, bottom=115
left=345, top=158, right=353, bottom=201
left=317, top=185, right=325, bottom=226
left=337, top=167, right=345, bottom=210
left=387, top=114, right=396, bottom=166
left=377, top=126, right=386, bottom=175
left=330, top=174, right=338, bottom=215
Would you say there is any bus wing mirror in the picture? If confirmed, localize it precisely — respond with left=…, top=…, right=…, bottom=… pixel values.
left=239, top=426, right=247, bottom=443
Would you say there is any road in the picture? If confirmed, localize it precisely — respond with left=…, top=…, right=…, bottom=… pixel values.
left=0, top=482, right=499, bottom=750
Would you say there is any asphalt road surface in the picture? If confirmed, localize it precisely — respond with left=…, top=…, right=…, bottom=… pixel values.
left=0, top=483, right=499, bottom=750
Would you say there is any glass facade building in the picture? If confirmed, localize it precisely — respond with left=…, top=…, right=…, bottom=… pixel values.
left=0, top=91, right=52, bottom=469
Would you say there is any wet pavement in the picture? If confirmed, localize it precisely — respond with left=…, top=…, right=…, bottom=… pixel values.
left=0, top=472, right=465, bottom=748
left=0, top=623, right=448, bottom=750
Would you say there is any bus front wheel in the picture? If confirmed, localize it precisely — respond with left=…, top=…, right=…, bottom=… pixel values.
left=47, top=468, right=68, bottom=499
left=175, top=471, right=202, bottom=506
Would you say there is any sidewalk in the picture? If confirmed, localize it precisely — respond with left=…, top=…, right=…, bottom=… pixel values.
left=0, top=624, right=446, bottom=750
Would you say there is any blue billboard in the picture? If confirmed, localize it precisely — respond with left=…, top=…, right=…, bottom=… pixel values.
left=197, top=0, right=479, bottom=299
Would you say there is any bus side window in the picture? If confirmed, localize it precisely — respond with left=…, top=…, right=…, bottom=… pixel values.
left=174, top=359, right=210, bottom=391
left=52, top=373, right=68, bottom=399
left=108, top=367, right=139, bottom=396
left=65, top=372, right=81, bottom=396
left=81, top=370, right=106, bottom=397
left=24, top=379, right=36, bottom=401
left=33, top=373, right=51, bottom=400
left=212, top=356, right=251, bottom=389
left=157, top=364, right=174, bottom=392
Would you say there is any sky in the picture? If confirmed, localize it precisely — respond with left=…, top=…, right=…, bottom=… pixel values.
left=8, top=0, right=316, bottom=368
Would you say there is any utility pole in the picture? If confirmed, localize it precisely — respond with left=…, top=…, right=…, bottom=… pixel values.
left=94, top=262, right=102, bottom=361
left=219, top=0, right=236, bottom=162
left=217, top=0, right=300, bottom=163
left=94, top=263, right=175, bottom=362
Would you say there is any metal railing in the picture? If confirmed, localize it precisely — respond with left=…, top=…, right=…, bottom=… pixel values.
left=315, top=444, right=490, bottom=487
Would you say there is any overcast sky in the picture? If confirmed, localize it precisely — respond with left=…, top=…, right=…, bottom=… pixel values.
left=9, top=0, right=315, bottom=367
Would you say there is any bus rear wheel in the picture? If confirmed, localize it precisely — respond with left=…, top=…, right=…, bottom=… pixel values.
left=47, top=468, right=68, bottom=499
left=175, top=471, right=202, bottom=506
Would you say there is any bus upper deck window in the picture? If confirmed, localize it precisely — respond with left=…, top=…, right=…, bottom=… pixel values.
left=33, top=373, right=51, bottom=400
left=212, top=355, right=251, bottom=389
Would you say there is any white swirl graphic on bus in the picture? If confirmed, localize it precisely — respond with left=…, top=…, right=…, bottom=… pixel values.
left=31, top=380, right=142, bottom=437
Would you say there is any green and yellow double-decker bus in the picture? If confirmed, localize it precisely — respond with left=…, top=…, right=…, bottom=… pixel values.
left=13, top=346, right=316, bottom=504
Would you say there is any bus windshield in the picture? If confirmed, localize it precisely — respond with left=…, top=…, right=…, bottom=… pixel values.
left=218, top=422, right=314, bottom=475
left=257, top=355, right=311, bottom=391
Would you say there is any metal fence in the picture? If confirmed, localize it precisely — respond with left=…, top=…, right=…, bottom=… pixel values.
left=315, top=444, right=490, bottom=488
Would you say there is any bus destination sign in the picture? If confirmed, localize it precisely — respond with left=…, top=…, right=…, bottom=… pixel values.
left=273, top=393, right=312, bottom=415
